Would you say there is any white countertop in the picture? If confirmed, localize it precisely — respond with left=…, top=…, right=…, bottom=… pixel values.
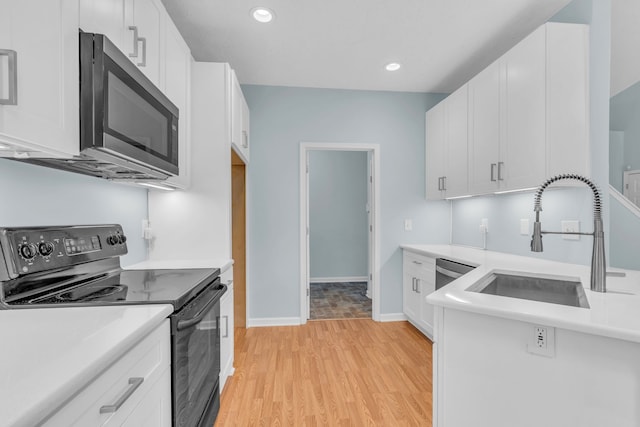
left=125, top=258, right=233, bottom=273
left=401, top=244, right=640, bottom=343
left=0, top=304, right=172, bottom=427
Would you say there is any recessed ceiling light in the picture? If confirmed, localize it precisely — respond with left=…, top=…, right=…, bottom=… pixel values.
left=385, top=62, right=401, bottom=71
left=251, top=7, right=274, bottom=23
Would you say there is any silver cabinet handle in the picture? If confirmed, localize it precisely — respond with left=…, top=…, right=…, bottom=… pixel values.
left=437, top=177, right=442, bottom=191
left=498, top=162, right=504, bottom=181
left=242, top=130, right=249, bottom=148
left=411, top=277, right=416, bottom=292
left=222, top=315, right=229, bottom=337
left=490, top=163, right=497, bottom=182
left=0, top=49, right=17, bottom=105
left=415, top=278, right=421, bottom=293
left=442, top=176, right=447, bottom=191
left=412, top=260, right=422, bottom=265
left=128, top=26, right=139, bottom=59
left=137, top=37, right=147, bottom=67
left=99, top=377, right=144, bottom=414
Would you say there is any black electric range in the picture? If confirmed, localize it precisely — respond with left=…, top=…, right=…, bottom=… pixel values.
left=0, top=224, right=226, bottom=427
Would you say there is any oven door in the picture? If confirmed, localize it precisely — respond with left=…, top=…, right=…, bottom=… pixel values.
left=171, top=278, right=226, bottom=427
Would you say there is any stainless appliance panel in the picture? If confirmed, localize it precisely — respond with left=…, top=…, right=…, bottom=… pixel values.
left=435, top=258, right=476, bottom=290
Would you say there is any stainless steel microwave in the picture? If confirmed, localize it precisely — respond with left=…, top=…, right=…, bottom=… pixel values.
left=16, top=32, right=179, bottom=181
left=79, top=31, right=179, bottom=179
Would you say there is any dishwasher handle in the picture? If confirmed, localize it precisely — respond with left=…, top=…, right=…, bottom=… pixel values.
left=435, top=265, right=464, bottom=279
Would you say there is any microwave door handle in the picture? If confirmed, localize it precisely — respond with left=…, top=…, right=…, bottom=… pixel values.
left=176, top=285, right=227, bottom=331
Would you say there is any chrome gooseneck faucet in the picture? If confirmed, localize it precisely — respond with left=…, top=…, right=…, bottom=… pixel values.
left=530, top=173, right=606, bottom=293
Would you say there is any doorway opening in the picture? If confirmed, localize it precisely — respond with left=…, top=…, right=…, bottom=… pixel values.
left=231, top=149, right=247, bottom=328
left=299, top=143, right=381, bottom=323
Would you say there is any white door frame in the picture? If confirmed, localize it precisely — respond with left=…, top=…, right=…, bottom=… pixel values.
left=299, top=142, right=381, bottom=323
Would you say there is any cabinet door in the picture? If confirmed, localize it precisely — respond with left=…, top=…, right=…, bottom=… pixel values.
left=426, top=103, right=445, bottom=200
left=444, top=85, right=469, bottom=198
left=79, top=0, right=128, bottom=54
left=162, top=18, right=191, bottom=189
left=241, top=92, right=250, bottom=162
left=468, top=60, right=501, bottom=194
left=501, top=26, right=546, bottom=191
left=403, top=270, right=420, bottom=322
left=230, top=70, right=250, bottom=162
left=0, top=0, right=79, bottom=157
left=418, top=269, right=436, bottom=338
left=125, top=0, right=162, bottom=87
left=546, top=23, right=589, bottom=177
left=220, top=285, right=235, bottom=392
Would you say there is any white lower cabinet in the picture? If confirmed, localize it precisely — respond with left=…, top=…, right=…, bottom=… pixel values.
left=219, top=269, right=235, bottom=392
left=44, top=320, right=171, bottom=427
left=403, top=251, right=436, bottom=339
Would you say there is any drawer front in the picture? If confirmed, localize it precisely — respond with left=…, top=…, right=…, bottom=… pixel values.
left=43, top=319, right=171, bottom=427
left=403, top=251, right=435, bottom=278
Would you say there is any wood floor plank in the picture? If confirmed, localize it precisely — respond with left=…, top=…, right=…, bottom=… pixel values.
left=216, top=320, right=432, bottom=426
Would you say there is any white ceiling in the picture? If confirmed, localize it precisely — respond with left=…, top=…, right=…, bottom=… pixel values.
left=161, top=0, right=573, bottom=93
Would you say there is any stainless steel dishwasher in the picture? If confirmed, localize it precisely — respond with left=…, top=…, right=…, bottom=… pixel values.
left=435, top=258, right=476, bottom=290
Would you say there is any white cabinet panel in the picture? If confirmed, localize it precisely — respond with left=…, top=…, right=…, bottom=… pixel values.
left=79, top=0, right=128, bottom=53
left=546, top=23, right=590, bottom=177
left=220, top=272, right=235, bottom=392
left=468, top=61, right=501, bottom=194
left=501, top=25, right=546, bottom=191
left=425, top=85, right=468, bottom=200
left=231, top=70, right=250, bottom=164
left=44, top=320, right=171, bottom=427
left=0, top=0, right=79, bottom=157
left=403, top=251, right=435, bottom=338
left=162, top=18, right=192, bottom=189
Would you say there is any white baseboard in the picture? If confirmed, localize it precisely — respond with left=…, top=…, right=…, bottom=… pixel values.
left=247, top=317, right=302, bottom=327
left=310, top=276, right=368, bottom=283
left=379, top=313, right=407, bottom=322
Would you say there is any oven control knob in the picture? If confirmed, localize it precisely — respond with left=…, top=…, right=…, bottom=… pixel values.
left=106, top=236, right=117, bottom=246
left=38, top=241, right=54, bottom=257
left=19, top=244, right=37, bottom=260
left=118, top=234, right=127, bottom=244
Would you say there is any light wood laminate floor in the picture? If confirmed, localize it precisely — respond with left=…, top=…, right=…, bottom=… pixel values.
left=215, top=320, right=432, bottom=426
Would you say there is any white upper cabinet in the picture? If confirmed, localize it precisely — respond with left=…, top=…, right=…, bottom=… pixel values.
left=426, top=86, right=469, bottom=200
left=161, top=18, right=192, bottom=189
left=0, top=0, right=79, bottom=158
left=230, top=70, right=250, bottom=164
left=546, top=23, right=590, bottom=177
left=431, top=22, right=590, bottom=198
left=80, top=0, right=163, bottom=87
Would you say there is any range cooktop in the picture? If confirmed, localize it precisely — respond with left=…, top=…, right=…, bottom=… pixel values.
left=0, top=225, right=220, bottom=310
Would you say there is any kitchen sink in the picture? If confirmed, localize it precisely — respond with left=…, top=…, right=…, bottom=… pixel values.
left=466, top=271, right=590, bottom=308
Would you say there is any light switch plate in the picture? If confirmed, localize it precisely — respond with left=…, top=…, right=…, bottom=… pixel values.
left=561, top=220, right=580, bottom=240
left=404, top=219, right=412, bottom=231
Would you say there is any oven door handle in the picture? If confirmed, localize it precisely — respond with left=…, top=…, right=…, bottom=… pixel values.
left=435, top=266, right=463, bottom=279
left=176, top=284, right=227, bottom=331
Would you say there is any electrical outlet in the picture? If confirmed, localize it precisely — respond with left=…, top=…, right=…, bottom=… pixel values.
left=404, top=219, right=412, bottom=231
left=479, top=218, right=489, bottom=233
left=527, top=325, right=555, bottom=357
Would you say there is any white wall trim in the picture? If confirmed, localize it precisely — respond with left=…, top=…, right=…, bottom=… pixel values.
left=300, top=142, right=382, bottom=324
left=247, top=317, right=302, bottom=328
left=610, top=184, right=640, bottom=219
left=379, top=313, right=408, bottom=322
left=310, top=276, right=368, bottom=283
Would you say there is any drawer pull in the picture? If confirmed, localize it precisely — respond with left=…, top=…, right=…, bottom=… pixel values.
left=0, top=49, right=17, bottom=105
left=99, top=377, right=144, bottom=414
left=411, top=277, right=416, bottom=292
left=415, top=278, right=421, bottom=293
left=412, top=260, right=423, bottom=265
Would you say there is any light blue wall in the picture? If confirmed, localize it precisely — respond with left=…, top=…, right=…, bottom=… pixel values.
left=609, top=131, right=625, bottom=192
left=451, top=0, right=613, bottom=268
left=0, top=159, right=148, bottom=265
left=309, top=150, right=368, bottom=279
left=610, top=195, right=640, bottom=270
left=242, top=85, right=449, bottom=319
